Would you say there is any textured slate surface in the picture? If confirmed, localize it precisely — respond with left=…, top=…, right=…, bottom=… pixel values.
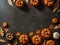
left=0, top=0, right=60, bottom=45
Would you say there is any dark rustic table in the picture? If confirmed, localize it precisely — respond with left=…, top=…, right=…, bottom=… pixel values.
left=0, top=0, right=60, bottom=45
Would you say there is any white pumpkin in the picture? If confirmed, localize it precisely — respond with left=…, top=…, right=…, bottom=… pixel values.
left=53, top=32, right=60, bottom=39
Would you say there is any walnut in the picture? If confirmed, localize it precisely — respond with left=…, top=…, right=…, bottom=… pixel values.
left=6, top=33, right=14, bottom=41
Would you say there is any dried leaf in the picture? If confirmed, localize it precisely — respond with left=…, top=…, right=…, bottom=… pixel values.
left=53, top=24, right=60, bottom=29
left=53, top=0, right=59, bottom=12
left=0, top=39, right=6, bottom=43
left=8, top=0, right=13, bottom=6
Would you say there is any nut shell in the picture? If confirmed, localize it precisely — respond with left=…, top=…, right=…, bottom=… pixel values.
left=6, top=33, right=14, bottom=41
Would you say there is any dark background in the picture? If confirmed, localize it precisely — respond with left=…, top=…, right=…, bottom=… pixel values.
left=0, top=0, right=60, bottom=45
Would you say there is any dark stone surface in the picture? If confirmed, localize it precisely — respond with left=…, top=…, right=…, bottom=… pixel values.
left=0, top=0, right=60, bottom=45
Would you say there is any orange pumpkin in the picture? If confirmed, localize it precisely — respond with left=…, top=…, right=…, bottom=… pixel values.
left=32, top=35, right=42, bottom=45
left=41, top=28, right=51, bottom=39
left=46, top=40, right=55, bottom=45
left=52, top=17, right=58, bottom=24
left=3, top=22, right=8, bottom=27
left=15, top=0, right=24, bottom=8
left=43, top=0, right=54, bottom=7
left=19, top=34, right=29, bottom=44
left=30, top=0, right=40, bottom=6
